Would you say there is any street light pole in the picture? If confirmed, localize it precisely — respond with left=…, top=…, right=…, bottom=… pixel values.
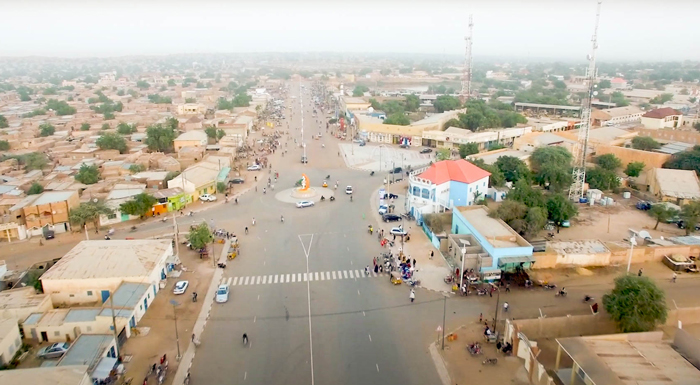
left=170, top=300, right=181, bottom=361
left=626, top=236, right=637, bottom=274
left=492, top=284, right=501, bottom=332
left=441, top=295, right=447, bottom=350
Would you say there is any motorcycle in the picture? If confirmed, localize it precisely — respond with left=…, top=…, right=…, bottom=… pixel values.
left=555, top=290, right=568, bottom=297
left=583, top=295, right=594, bottom=303
left=543, top=284, right=557, bottom=290
left=329, top=196, right=335, bottom=201
left=476, top=289, right=488, bottom=296
left=370, top=171, right=375, bottom=176
left=482, top=358, right=498, bottom=365
left=468, top=342, right=482, bottom=355
left=320, top=196, right=326, bottom=201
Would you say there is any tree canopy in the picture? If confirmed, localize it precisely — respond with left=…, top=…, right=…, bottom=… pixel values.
left=39, top=123, right=55, bottom=137
left=433, top=95, right=462, bottom=113
left=649, top=204, right=678, bottom=230
left=74, top=164, right=100, bottom=185
left=80, top=122, right=91, bottom=131
left=96, top=132, right=128, bottom=154
left=69, top=200, right=113, bottom=231
left=116, top=122, right=137, bottom=135
left=46, top=99, right=76, bottom=115
left=586, top=167, right=620, bottom=191
left=383, top=113, right=410, bottom=126
left=624, top=161, right=645, bottom=177
left=596, top=154, right=622, bottom=171
left=352, top=85, right=369, bottom=97
left=28, top=182, right=44, bottom=195
left=145, top=124, right=176, bottom=152
left=663, top=145, right=700, bottom=175
left=119, top=193, right=157, bottom=218
left=446, top=100, right=526, bottom=131
left=188, top=222, right=213, bottom=249
left=148, top=94, right=173, bottom=104
left=680, top=201, right=700, bottom=235
left=495, top=156, right=530, bottom=183
left=458, top=143, right=479, bottom=158
left=0, top=114, right=8, bottom=128
left=603, top=275, right=667, bottom=333
left=0, top=140, right=9, bottom=151
left=546, top=194, right=578, bottom=230
left=436, top=148, right=451, bottom=161
left=404, top=95, right=420, bottom=112
left=631, top=136, right=661, bottom=151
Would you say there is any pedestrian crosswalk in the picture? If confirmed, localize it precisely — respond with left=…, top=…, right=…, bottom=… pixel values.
left=221, top=270, right=388, bottom=287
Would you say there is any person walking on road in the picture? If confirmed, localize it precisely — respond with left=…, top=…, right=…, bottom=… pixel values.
left=638, top=268, right=643, bottom=277
left=245, top=227, right=248, bottom=234
left=430, top=250, right=434, bottom=259
left=672, top=272, right=677, bottom=283
left=503, top=302, right=509, bottom=313
left=409, top=289, right=416, bottom=303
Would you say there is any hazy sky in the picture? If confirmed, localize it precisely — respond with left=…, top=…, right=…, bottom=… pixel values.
left=1, top=0, right=699, bottom=61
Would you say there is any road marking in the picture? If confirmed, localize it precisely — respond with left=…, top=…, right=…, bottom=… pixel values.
left=257, top=295, right=259, bottom=300
left=343, top=270, right=349, bottom=279
left=350, top=260, right=353, bottom=265
left=286, top=274, right=291, bottom=282
left=376, top=364, right=379, bottom=372
left=347, top=246, right=349, bottom=251
left=314, top=272, right=319, bottom=281
left=332, top=271, right=337, bottom=279
left=244, top=277, right=250, bottom=285
left=256, top=276, right=261, bottom=285
left=304, top=273, right=308, bottom=281
left=262, top=276, right=267, bottom=284
left=349, top=270, right=355, bottom=279
left=357, top=289, right=360, bottom=295
left=268, top=275, right=273, bottom=283
left=368, top=334, right=372, bottom=342
left=363, top=311, right=366, bottom=316
left=356, top=270, right=362, bottom=277
left=274, top=275, right=279, bottom=284
left=244, top=371, right=247, bottom=380
left=263, top=261, right=266, bottom=266
left=254, top=316, right=256, bottom=323
left=233, top=277, right=239, bottom=285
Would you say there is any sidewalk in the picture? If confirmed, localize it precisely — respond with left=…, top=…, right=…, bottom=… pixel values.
left=369, top=187, right=452, bottom=294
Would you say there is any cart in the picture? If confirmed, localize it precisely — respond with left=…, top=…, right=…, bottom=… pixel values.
left=390, top=272, right=402, bottom=285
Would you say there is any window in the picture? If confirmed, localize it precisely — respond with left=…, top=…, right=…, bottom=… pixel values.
left=140, top=305, right=143, bottom=310
left=87, top=326, right=92, bottom=332
left=54, top=331, right=60, bottom=336
left=87, top=291, right=93, bottom=296
left=69, top=294, right=75, bottom=297
left=107, top=213, right=117, bottom=220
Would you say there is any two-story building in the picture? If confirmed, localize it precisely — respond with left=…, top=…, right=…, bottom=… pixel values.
left=9, top=190, right=79, bottom=235
left=167, top=162, right=219, bottom=201
left=641, top=107, right=683, bottom=129
left=452, top=205, right=533, bottom=280
left=173, top=130, right=208, bottom=152
left=407, top=159, right=490, bottom=216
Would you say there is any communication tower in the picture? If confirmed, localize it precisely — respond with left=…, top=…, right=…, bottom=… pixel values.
left=460, top=15, right=474, bottom=101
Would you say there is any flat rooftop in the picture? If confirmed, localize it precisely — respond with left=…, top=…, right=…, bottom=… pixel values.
left=0, top=366, right=89, bottom=385
left=58, top=334, right=114, bottom=368
left=458, top=206, right=523, bottom=248
left=0, top=287, right=49, bottom=311
left=111, top=282, right=149, bottom=308
left=547, top=240, right=609, bottom=255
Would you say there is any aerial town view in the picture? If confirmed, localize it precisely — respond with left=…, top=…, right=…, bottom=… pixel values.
left=1, top=1, right=700, bottom=385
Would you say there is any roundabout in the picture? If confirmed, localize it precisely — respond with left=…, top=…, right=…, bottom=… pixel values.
left=275, top=173, right=335, bottom=204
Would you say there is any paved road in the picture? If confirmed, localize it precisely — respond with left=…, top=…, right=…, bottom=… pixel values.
left=189, top=82, right=448, bottom=385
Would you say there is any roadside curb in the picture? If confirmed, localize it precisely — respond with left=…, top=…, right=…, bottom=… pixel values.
left=429, top=342, right=452, bottom=385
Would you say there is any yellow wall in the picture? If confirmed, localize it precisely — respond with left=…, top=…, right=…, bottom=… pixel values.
left=596, top=145, right=671, bottom=170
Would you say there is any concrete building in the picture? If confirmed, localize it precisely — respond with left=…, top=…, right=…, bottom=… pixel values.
left=648, top=168, right=700, bottom=206
left=356, top=110, right=464, bottom=146
left=167, top=162, right=219, bottom=200
left=408, top=160, right=490, bottom=215
left=422, top=125, right=532, bottom=151
left=152, top=187, right=191, bottom=215
left=173, top=130, right=208, bottom=152
left=177, top=103, right=206, bottom=115
left=554, top=331, right=700, bottom=385
left=591, top=106, right=644, bottom=126
left=452, top=205, right=533, bottom=280
left=610, top=77, right=628, bottom=89
left=99, top=187, right=145, bottom=227
left=0, top=366, right=91, bottom=385
left=513, top=132, right=577, bottom=154
left=57, top=334, right=118, bottom=383
left=641, top=107, right=683, bottom=129
left=0, top=318, right=22, bottom=366
left=526, top=117, right=581, bottom=133
left=40, top=240, right=173, bottom=306
left=0, top=287, right=53, bottom=322
left=9, top=190, right=80, bottom=234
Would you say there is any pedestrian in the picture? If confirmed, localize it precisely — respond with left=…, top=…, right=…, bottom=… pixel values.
left=365, top=266, right=370, bottom=275
left=505, top=283, right=511, bottom=293
left=479, top=313, right=483, bottom=323
left=192, top=333, right=195, bottom=342
left=503, top=302, right=509, bottom=312
left=373, top=257, right=376, bottom=267
left=430, top=250, right=434, bottom=259
left=409, top=289, right=415, bottom=303
left=489, top=288, right=493, bottom=297
left=245, top=227, right=249, bottom=234
left=393, top=234, right=396, bottom=241
left=413, top=258, right=416, bottom=267
left=374, top=264, right=379, bottom=274
left=638, top=268, right=643, bottom=277
left=672, top=272, right=677, bottom=283
left=380, top=265, right=383, bottom=273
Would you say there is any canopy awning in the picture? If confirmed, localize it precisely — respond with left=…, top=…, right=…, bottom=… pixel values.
left=91, top=356, right=118, bottom=380
left=498, top=255, right=535, bottom=265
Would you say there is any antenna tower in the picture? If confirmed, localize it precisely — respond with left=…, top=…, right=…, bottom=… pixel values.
left=569, top=1, right=602, bottom=201
left=461, top=15, right=474, bottom=101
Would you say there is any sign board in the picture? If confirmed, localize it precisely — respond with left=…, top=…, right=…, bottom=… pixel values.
left=378, top=189, right=386, bottom=199
left=481, top=269, right=502, bottom=281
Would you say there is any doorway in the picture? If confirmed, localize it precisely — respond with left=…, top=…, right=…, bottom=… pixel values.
left=40, top=331, right=48, bottom=342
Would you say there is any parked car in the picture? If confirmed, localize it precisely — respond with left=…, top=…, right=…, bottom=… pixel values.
left=636, top=201, right=652, bottom=210
left=247, top=164, right=262, bottom=171
left=215, top=284, right=230, bottom=303
left=390, top=227, right=408, bottom=236
left=359, top=141, right=366, bottom=146
left=296, top=200, right=315, bottom=208
left=399, top=144, right=410, bottom=149
left=420, top=148, right=433, bottom=153
left=200, top=194, right=217, bottom=202
left=386, top=193, right=399, bottom=199
left=37, top=342, right=70, bottom=359
left=677, top=220, right=700, bottom=231
left=389, top=167, right=403, bottom=174
left=383, top=214, right=402, bottom=222
left=173, top=280, right=189, bottom=295
left=378, top=205, right=388, bottom=215
left=345, top=186, right=353, bottom=194
left=229, top=178, right=245, bottom=184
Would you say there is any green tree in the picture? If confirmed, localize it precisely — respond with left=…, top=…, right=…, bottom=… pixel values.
left=525, top=207, right=548, bottom=238
left=631, top=136, right=661, bottom=151
left=217, top=181, right=227, bottom=193
left=597, top=79, right=611, bottom=89
left=535, top=164, right=573, bottom=193
left=104, top=111, right=115, bottom=120
left=610, top=91, right=630, bottom=107
left=436, top=148, right=451, bottom=161
left=492, top=200, right=528, bottom=224
left=136, top=80, right=150, bottom=89
left=471, top=159, right=505, bottom=188
left=167, top=79, right=176, bottom=87
left=649, top=93, right=673, bottom=105
left=443, top=118, right=463, bottom=130
left=404, top=94, right=420, bottom=112
left=28, top=182, right=44, bottom=195
left=458, top=143, right=479, bottom=158
left=596, top=154, right=622, bottom=171
left=680, top=201, right=700, bottom=235
left=46, top=99, right=76, bottom=115
left=0, top=140, right=9, bottom=151
left=649, top=204, right=678, bottom=230
left=147, top=94, right=173, bottom=104
left=74, top=164, right=100, bottom=184
left=546, top=194, right=578, bottom=232
left=188, top=222, right=213, bottom=249
left=530, top=147, right=573, bottom=173
left=433, top=95, right=461, bottom=112
left=129, top=164, right=146, bottom=173
left=39, top=123, right=55, bottom=137
left=119, top=193, right=158, bottom=218
left=508, top=180, right=546, bottom=208
left=694, top=122, right=700, bottom=132
left=216, top=129, right=226, bottom=141
left=96, top=132, right=128, bottom=154
left=116, top=122, right=137, bottom=135
left=603, top=275, right=667, bottom=333
left=586, top=166, right=620, bottom=191
left=24, top=152, right=48, bottom=170
left=0, top=114, right=8, bottom=128
left=69, top=200, right=113, bottom=231
left=664, top=145, right=700, bottom=175
left=145, top=124, right=176, bottom=152
left=101, top=123, right=110, bottom=130
left=164, top=171, right=180, bottom=185
left=352, top=85, right=369, bottom=97
left=205, top=126, right=218, bottom=139
left=624, top=161, right=645, bottom=177
left=80, top=122, right=91, bottom=131
left=495, top=156, right=530, bottom=183
left=185, top=98, right=196, bottom=103
left=383, top=113, right=410, bottom=126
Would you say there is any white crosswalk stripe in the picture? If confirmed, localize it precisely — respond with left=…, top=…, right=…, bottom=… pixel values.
left=223, top=270, right=389, bottom=287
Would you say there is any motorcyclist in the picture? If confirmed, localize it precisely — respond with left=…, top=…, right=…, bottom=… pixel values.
left=281, top=215, right=284, bottom=223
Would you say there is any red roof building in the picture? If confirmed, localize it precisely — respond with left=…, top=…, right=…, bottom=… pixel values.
left=418, top=159, right=491, bottom=185
left=642, top=107, right=681, bottom=119
left=641, top=107, right=683, bottom=129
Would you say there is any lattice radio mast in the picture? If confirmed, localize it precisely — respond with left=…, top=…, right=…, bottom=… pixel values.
left=569, top=1, right=602, bottom=201
left=460, top=14, right=474, bottom=101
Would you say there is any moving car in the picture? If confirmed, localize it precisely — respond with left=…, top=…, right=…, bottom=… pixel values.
left=247, top=164, right=262, bottom=171
left=173, top=280, right=189, bottom=295
left=37, top=342, right=70, bottom=359
left=215, top=284, right=230, bottom=303
left=382, top=214, right=402, bottom=222
left=229, top=178, right=245, bottom=184
left=301, top=156, right=308, bottom=164
left=389, top=167, right=403, bottom=174
left=359, top=141, right=366, bottom=146
left=345, top=186, right=353, bottom=194
left=199, top=194, right=217, bottom=202
left=420, top=148, right=433, bottom=154
left=390, top=227, right=407, bottom=236
left=296, top=200, right=315, bottom=208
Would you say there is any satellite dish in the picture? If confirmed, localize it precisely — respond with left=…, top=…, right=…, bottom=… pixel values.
left=368, top=107, right=374, bottom=113
left=638, top=230, right=651, bottom=240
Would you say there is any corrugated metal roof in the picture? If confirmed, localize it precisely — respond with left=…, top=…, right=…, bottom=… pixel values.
left=111, top=282, right=149, bottom=309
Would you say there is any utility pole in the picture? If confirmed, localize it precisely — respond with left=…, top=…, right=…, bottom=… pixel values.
left=109, top=292, right=120, bottom=358
left=492, top=284, right=501, bottom=332
left=441, top=295, right=447, bottom=350
left=170, top=300, right=181, bottom=361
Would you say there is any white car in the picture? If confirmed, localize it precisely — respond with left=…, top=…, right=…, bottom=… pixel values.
left=200, top=194, right=217, bottom=202
left=215, top=284, right=230, bottom=303
left=390, top=227, right=407, bottom=236
left=378, top=205, right=388, bottom=215
left=345, top=186, right=353, bottom=195
left=173, top=281, right=189, bottom=295
left=296, top=200, right=315, bottom=208
left=247, top=164, right=262, bottom=171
